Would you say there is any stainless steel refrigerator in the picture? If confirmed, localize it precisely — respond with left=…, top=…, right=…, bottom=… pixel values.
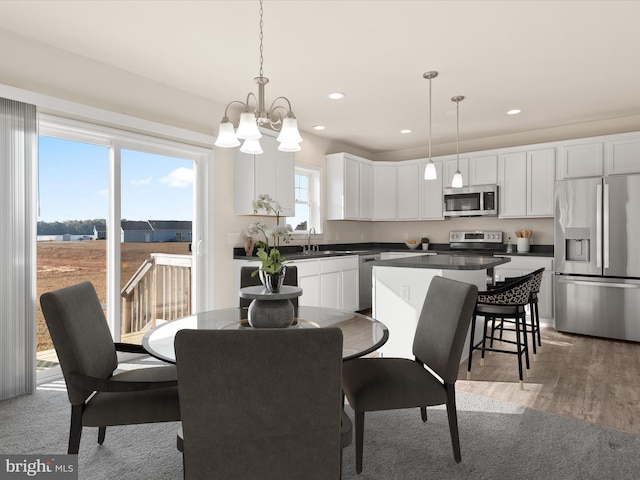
left=554, top=174, right=640, bottom=342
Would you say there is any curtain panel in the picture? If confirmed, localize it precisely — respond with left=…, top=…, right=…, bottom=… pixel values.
left=0, top=98, right=37, bottom=400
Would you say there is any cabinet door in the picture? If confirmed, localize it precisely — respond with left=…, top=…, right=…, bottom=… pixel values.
left=373, top=164, right=397, bottom=220
left=275, top=149, right=295, bottom=216
left=397, top=162, right=420, bottom=220
left=498, top=151, right=527, bottom=217
left=341, top=269, right=359, bottom=312
left=420, top=160, right=444, bottom=220
left=344, top=156, right=360, bottom=219
left=320, top=271, right=341, bottom=310
left=608, top=137, right=640, bottom=175
left=298, top=274, right=320, bottom=307
left=359, top=161, right=373, bottom=220
left=527, top=148, right=555, bottom=217
left=443, top=157, right=469, bottom=187
left=470, top=154, right=498, bottom=185
left=557, top=142, right=604, bottom=179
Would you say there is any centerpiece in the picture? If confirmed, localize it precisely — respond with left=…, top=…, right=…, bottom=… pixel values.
left=246, top=194, right=293, bottom=293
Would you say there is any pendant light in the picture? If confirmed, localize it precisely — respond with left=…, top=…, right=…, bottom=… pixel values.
left=423, top=71, right=438, bottom=180
left=451, top=95, right=465, bottom=188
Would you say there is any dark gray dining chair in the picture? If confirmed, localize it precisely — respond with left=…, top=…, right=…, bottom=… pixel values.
left=175, top=327, right=344, bottom=480
left=239, top=265, right=298, bottom=318
left=39, top=281, right=180, bottom=454
left=341, top=276, right=478, bottom=472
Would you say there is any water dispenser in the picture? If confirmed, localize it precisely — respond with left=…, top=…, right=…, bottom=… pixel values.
left=565, top=227, right=590, bottom=262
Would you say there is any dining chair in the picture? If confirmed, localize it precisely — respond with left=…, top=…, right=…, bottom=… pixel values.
left=341, top=276, right=478, bottom=472
left=239, top=265, right=298, bottom=317
left=467, top=273, right=535, bottom=388
left=39, top=281, right=180, bottom=454
left=174, top=327, right=344, bottom=480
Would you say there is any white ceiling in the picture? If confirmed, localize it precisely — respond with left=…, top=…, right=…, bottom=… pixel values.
left=2, top=0, right=640, bottom=154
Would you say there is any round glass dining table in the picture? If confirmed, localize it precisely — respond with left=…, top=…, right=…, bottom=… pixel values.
left=142, top=306, right=389, bottom=363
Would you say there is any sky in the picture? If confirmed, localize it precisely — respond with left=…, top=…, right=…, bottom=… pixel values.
left=38, top=136, right=194, bottom=222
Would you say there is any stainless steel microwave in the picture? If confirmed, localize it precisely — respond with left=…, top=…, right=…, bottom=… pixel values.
left=443, top=185, right=498, bottom=217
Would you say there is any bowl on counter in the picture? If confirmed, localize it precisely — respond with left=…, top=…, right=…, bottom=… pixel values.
left=405, top=241, right=420, bottom=250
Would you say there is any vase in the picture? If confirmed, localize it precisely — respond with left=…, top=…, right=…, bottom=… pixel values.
left=259, top=266, right=286, bottom=293
left=244, top=237, right=254, bottom=256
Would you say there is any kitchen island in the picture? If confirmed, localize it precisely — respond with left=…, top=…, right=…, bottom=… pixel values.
left=372, top=254, right=510, bottom=359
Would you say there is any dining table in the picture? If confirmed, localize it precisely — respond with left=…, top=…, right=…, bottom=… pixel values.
left=142, top=305, right=389, bottom=362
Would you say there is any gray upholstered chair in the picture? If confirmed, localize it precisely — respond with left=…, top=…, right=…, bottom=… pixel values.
left=341, top=276, right=478, bottom=473
left=40, top=281, right=180, bottom=454
left=239, top=265, right=298, bottom=318
left=175, top=328, right=344, bottom=480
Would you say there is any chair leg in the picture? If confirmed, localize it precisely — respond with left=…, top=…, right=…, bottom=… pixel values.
left=467, top=312, right=477, bottom=380
left=420, top=406, right=427, bottom=422
left=445, top=383, right=461, bottom=463
left=514, top=314, right=525, bottom=389
left=528, top=300, right=537, bottom=358
left=355, top=410, right=365, bottom=474
left=98, top=426, right=106, bottom=445
left=534, top=300, right=542, bottom=348
left=68, top=404, right=84, bottom=454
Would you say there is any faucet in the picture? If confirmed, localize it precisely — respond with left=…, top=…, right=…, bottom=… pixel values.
left=305, top=227, right=316, bottom=254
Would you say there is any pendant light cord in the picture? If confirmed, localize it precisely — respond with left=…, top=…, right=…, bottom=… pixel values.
left=259, top=0, right=264, bottom=77
left=456, top=98, right=459, bottom=169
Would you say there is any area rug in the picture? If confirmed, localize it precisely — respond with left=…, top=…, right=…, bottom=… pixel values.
left=2, top=373, right=638, bottom=479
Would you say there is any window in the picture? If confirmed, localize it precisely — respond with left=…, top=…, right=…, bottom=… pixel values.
left=287, top=165, right=321, bottom=235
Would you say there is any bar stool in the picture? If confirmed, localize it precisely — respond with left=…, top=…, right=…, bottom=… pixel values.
left=467, top=273, right=535, bottom=388
left=493, top=268, right=545, bottom=358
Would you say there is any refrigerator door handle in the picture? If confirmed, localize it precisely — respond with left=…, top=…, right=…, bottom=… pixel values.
left=603, top=182, right=610, bottom=269
left=596, top=183, right=602, bottom=268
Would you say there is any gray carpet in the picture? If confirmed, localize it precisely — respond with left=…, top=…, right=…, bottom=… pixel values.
left=2, top=364, right=639, bottom=479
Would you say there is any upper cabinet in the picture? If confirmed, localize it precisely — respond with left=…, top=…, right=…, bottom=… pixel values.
left=469, top=154, right=498, bottom=185
left=443, top=157, right=470, bottom=187
left=499, top=147, right=555, bottom=218
left=234, top=133, right=295, bottom=216
left=326, top=153, right=372, bottom=220
left=419, top=160, right=444, bottom=220
left=372, top=162, right=398, bottom=220
left=557, top=133, right=640, bottom=179
left=396, top=161, right=420, bottom=220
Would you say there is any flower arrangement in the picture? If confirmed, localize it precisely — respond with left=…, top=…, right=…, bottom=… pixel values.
left=246, top=194, right=293, bottom=282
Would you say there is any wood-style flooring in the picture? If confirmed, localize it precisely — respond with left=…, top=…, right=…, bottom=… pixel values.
left=456, top=325, right=640, bottom=435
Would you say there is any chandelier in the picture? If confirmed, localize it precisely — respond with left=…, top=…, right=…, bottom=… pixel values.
left=214, top=0, right=302, bottom=154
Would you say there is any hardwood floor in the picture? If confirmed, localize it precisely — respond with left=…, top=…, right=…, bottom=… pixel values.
left=456, top=324, right=640, bottom=435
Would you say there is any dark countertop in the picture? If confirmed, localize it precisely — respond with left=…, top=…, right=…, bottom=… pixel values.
left=233, top=243, right=553, bottom=260
left=371, top=254, right=511, bottom=270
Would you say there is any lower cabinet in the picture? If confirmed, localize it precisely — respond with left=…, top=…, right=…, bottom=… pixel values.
left=235, top=256, right=359, bottom=311
left=493, top=256, right=554, bottom=324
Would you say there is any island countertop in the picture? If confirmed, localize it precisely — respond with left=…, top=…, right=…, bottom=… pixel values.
left=371, top=254, right=510, bottom=270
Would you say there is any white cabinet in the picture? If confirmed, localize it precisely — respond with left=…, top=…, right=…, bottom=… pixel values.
left=469, top=154, right=498, bottom=185
left=293, top=258, right=321, bottom=307
left=372, top=163, right=397, bottom=220
left=557, top=141, right=604, bottom=179
left=443, top=156, right=470, bottom=187
left=527, top=148, right=555, bottom=217
left=235, top=133, right=294, bottom=215
left=419, top=160, right=444, bottom=220
left=608, top=136, right=640, bottom=175
left=499, top=147, right=555, bottom=218
left=326, top=153, right=372, bottom=220
left=494, top=256, right=554, bottom=323
left=397, top=161, right=420, bottom=220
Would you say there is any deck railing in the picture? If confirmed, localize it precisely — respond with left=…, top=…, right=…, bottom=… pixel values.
left=121, top=253, right=192, bottom=334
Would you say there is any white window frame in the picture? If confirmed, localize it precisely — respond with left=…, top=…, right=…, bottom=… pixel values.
left=38, top=114, right=212, bottom=341
left=288, top=164, right=323, bottom=238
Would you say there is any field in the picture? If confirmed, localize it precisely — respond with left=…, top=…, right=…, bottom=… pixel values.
left=37, top=241, right=191, bottom=351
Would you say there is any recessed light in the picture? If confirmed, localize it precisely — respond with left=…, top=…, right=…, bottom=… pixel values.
left=400, top=129, right=412, bottom=134
left=507, top=109, right=521, bottom=115
left=328, top=92, right=345, bottom=100
left=313, top=125, right=326, bottom=131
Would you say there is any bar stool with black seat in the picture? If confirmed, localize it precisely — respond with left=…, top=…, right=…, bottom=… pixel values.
left=467, top=273, right=535, bottom=389
left=492, top=268, right=545, bottom=358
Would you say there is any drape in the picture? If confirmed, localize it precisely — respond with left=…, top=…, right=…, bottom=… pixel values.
left=0, top=98, right=37, bottom=399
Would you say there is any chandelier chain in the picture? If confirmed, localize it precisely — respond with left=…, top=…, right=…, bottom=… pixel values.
left=259, top=0, right=264, bottom=78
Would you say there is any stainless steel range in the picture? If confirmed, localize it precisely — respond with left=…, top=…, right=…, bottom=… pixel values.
left=448, top=231, right=503, bottom=255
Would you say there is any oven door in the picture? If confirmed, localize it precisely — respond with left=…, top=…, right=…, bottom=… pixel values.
left=443, top=191, right=481, bottom=217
